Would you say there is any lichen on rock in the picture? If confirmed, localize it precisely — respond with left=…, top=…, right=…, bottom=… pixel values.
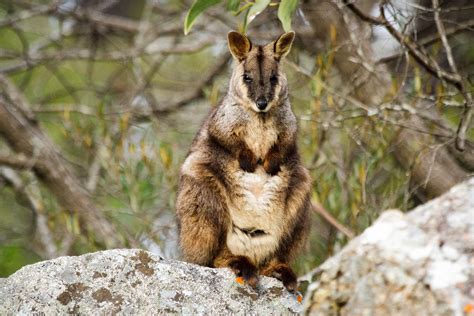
left=0, top=249, right=301, bottom=314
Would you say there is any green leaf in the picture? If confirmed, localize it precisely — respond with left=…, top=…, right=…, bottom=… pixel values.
left=278, top=0, right=298, bottom=31
left=120, top=174, right=129, bottom=195
left=226, top=0, right=241, bottom=12
left=241, top=7, right=250, bottom=32
left=184, top=0, right=222, bottom=35
left=247, top=0, right=271, bottom=25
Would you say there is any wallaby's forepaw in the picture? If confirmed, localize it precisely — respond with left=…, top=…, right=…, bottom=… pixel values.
left=282, top=276, right=297, bottom=293
left=238, top=149, right=257, bottom=173
left=263, top=146, right=281, bottom=175
left=229, top=256, right=259, bottom=288
left=263, top=157, right=281, bottom=176
left=265, top=263, right=298, bottom=293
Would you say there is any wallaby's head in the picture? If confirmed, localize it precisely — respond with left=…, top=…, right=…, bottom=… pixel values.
left=227, top=31, right=295, bottom=113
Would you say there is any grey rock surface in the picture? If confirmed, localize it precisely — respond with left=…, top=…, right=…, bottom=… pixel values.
left=304, top=178, right=474, bottom=316
left=0, top=249, right=301, bottom=315
left=2, top=180, right=473, bottom=315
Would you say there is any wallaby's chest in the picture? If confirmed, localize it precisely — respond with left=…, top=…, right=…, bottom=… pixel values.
left=241, top=117, right=278, bottom=159
left=226, top=166, right=289, bottom=265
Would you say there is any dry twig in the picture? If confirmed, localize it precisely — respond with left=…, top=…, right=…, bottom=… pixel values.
left=312, top=202, right=355, bottom=239
left=342, top=0, right=473, bottom=151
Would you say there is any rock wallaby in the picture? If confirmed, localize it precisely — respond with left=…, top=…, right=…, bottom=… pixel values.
left=176, top=31, right=311, bottom=293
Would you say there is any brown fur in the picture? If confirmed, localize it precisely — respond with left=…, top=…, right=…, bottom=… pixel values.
left=176, top=31, right=311, bottom=292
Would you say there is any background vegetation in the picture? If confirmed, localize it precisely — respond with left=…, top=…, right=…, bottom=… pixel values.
left=0, top=0, right=472, bottom=278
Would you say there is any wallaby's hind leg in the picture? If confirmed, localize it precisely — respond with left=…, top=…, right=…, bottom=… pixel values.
left=176, top=175, right=228, bottom=266
left=260, top=261, right=298, bottom=293
left=213, top=247, right=259, bottom=288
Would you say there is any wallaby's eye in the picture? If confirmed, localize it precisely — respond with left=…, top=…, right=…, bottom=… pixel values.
left=243, top=74, right=253, bottom=83
left=270, top=74, right=278, bottom=84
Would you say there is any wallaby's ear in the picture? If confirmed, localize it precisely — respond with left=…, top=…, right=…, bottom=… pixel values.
left=274, top=31, right=295, bottom=60
left=228, top=31, right=252, bottom=61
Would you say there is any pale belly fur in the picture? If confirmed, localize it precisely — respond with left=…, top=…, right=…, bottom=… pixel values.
left=226, top=166, right=289, bottom=265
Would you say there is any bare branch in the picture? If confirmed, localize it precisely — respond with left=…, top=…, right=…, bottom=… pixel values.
left=0, top=23, right=217, bottom=74
left=65, top=8, right=145, bottom=33
left=432, top=0, right=459, bottom=75
left=0, top=3, right=59, bottom=28
left=0, top=154, right=35, bottom=170
left=0, top=74, right=125, bottom=248
left=0, top=168, right=59, bottom=259
left=86, top=144, right=105, bottom=192
left=57, top=6, right=184, bottom=35
left=0, top=74, right=36, bottom=121
left=150, top=54, right=230, bottom=116
left=456, top=105, right=473, bottom=151
left=0, top=41, right=215, bottom=63
left=430, top=0, right=473, bottom=152
left=342, top=0, right=472, bottom=151
left=312, top=202, right=355, bottom=239
left=406, top=2, right=474, bottom=13
left=378, top=18, right=474, bottom=64
left=342, top=0, right=462, bottom=88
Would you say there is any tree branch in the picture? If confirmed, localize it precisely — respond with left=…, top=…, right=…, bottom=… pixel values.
left=0, top=74, right=124, bottom=249
left=0, top=154, right=36, bottom=170
left=432, top=0, right=459, bottom=75
left=342, top=0, right=462, bottom=88
left=0, top=3, right=59, bottom=28
left=431, top=0, right=473, bottom=152
left=342, top=0, right=472, bottom=151
left=0, top=168, right=60, bottom=259
left=151, top=54, right=230, bottom=116
left=312, top=202, right=355, bottom=239
left=378, top=18, right=474, bottom=64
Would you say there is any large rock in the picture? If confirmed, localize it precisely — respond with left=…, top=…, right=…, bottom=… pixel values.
left=1, top=180, right=472, bottom=315
left=0, top=249, right=301, bottom=314
left=304, top=178, right=474, bottom=315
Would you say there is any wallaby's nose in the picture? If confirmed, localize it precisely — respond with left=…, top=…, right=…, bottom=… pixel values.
left=256, top=97, right=268, bottom=110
